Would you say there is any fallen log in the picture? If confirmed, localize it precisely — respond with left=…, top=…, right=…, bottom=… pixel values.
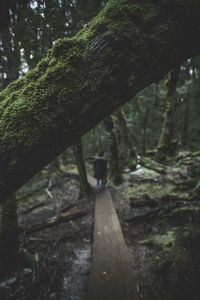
left=140, top=157, right=166, bottom=174
left=124, top=207, right=160, bottom=223
left=130, top=193, right=194, bottom=209
left=129, top=194, right=158, bottom=208
left=20, top=208, right=88, bottom=234
left=175, top=150, right=200, bottom=162
left=60, top=203, right=77, bottom=213
left=21, top=202, right=46, bottom=215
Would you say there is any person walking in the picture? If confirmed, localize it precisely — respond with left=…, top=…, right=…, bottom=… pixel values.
left=93, top=152, right=107, bottom=189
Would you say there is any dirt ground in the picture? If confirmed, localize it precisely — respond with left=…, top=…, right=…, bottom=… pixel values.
left=1, top=153, right=200, bottom=300
left=0, top=171, right=94, bottom=300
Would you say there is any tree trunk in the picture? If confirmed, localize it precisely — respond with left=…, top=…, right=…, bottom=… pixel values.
left=0, top=193, right=19, bottom=274
left=115, top=108, right=137, bottom=170
left=182, top=94, right=189, bottom=147
left=104, top=116, right=122, bottom=185
left=155, top=66, right=180, bottom=162
left=0, top=0, right=200, bottom=202
left=0, top=1, right=20, bottom=83
left=73, top=139, right=91, bottom=196
left=59, top=150, right=68, bottom=170
left=143, top=108, right=149, bottom=155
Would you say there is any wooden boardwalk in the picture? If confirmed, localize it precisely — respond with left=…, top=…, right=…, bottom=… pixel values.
left=86, top=189, right=139, bottom=300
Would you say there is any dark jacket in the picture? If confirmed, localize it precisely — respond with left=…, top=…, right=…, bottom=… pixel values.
left=93, top=156, right=107, bottom=179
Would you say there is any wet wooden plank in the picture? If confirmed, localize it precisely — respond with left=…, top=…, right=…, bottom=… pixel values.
left=86, top=190, right=139, bottom=300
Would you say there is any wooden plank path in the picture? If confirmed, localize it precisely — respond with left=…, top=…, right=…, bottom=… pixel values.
left=86, top=189, right=139, bottom=300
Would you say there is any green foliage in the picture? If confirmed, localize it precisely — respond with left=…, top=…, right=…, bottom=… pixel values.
left=138, top=229, right=177, bottom=251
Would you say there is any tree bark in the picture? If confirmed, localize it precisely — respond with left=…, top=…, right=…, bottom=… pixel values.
left=142, top=108, right=149, bottom=155
left=0, top=0, right=200, bottom=202
left=155, top=66, right=180, bottom=162
left=182, top=94, right=189, bottom=147
left=73, top=139, right=91, bottom=196
left=0, top=193, right=19, bottom=274
left=104, top=116, right=122, bottom=185
left=115, top=108, right=137, bottom=170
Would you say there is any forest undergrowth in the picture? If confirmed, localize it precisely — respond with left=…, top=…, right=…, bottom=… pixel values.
left=114, top=150, right=200, bottom=300
left=0, top=151, right=200, bottom=300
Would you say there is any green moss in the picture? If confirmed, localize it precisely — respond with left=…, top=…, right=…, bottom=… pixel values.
left=76, top=4, right=109, bottom=39
left=124, top=181, right=174, bottom=199
left=0, top=35, right=88, bottom=162
left=154, top=230, right=176, bottom=250
left=76, top=0, right=160, bottom=42
left=51, top=38, right=75, bottom=58
left=138, top=229, right=177, bottom=251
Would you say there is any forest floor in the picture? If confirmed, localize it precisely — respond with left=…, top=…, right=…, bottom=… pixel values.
left=0, top=170, right=94, bottom=300
left=0, top=151, right=200, bottom=300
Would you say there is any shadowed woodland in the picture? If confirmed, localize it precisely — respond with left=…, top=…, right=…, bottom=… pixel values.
left=0, top=0, right=200, bottom=299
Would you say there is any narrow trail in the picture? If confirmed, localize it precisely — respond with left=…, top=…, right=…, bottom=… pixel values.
left=86, top=189, right=139, bottom=300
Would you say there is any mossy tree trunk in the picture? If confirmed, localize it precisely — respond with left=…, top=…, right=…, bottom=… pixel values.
left=155, top=66, right=180, bottom=162
left=0, top=194, right=19, bottom=274
left=0, top=0, right=200, bottom=202
left=104, top=116, right=122, bottom=185
left=115, top=108, right=137, bottom=170
left=73, top=139, right=91, bottom=196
